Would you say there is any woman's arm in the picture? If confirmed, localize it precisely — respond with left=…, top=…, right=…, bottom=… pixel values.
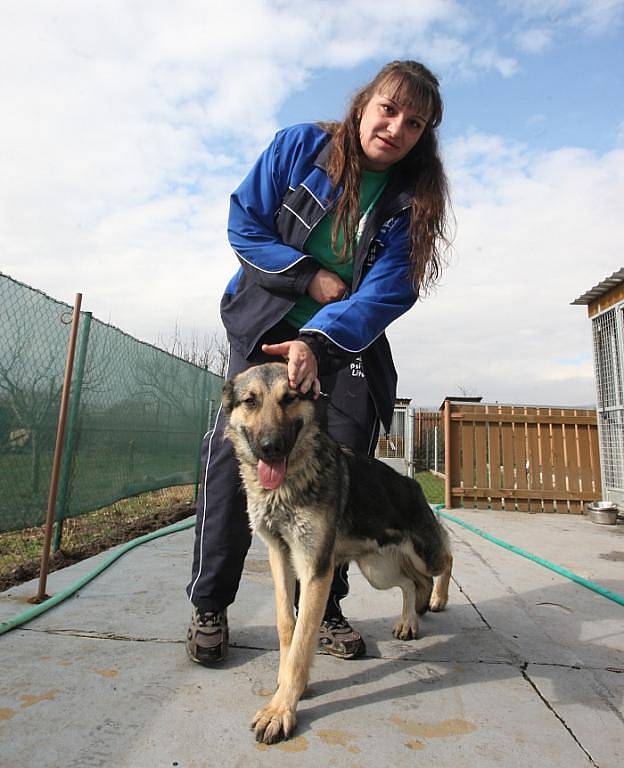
left=263, top=217, right=417, bottom=385
left=227, top=128, right=324, bottom=296
left=298, top=216, right=418, bottom=372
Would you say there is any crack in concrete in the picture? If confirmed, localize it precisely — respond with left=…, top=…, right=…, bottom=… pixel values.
left=521, top=665, right=599, bottom=767
left=446, top=527, right=597, bottom=673
left=20, top=627, right=620, bottom=675
left=23, top=627, right=177, bottom=642
left=450, top=574, right=492, bottom=629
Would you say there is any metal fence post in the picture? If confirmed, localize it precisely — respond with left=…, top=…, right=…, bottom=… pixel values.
left=406, top=407, right=415, bottom=478
left=32, top=294, right=82, bottom=602
left=444, top=399, right=451, bottom=510
left=53, top=311, right=92, bottom=552
left=417, top=408, right=422, bottom=470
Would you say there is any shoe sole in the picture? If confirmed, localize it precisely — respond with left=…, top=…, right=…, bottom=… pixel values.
left=318, top=638, right=366, bottom=660
left=186, top=642, right=228, bottom=665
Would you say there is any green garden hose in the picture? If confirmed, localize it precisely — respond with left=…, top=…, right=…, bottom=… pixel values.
left=0, top=517, right=197, bottom=637
left=432, top=504, right=624, bottom=607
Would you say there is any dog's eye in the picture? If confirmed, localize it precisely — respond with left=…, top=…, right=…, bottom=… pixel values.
left=282, top=393, right=297, bottom=406
left=242, top=396, right=257, bottom=408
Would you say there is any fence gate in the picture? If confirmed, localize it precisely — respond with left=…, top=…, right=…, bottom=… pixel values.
left=376, top=403, right=410, bottom=472
left=413, top=409, right=443, bottom=474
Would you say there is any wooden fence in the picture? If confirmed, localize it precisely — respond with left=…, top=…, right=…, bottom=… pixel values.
left=442, top=400, right=602, bottom=513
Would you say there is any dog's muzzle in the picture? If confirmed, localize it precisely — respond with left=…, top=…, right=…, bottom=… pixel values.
left=256, top=434, right=289, bottom=490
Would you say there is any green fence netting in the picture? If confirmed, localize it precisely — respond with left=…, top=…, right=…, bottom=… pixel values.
left=0, top=273, right=223, bottom=534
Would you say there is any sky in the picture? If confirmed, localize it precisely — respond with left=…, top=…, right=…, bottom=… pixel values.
left=1, top=0, right=623, bottom=407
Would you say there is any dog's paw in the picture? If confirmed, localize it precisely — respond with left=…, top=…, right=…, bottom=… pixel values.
left=429, top=593, right=448, bottom=612
left=392, top=617, right=418, bottom=641
left=251, top=703, right=297, bottom=744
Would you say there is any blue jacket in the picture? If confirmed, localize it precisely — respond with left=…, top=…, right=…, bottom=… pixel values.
left=221, top=123, right=418, bottom=431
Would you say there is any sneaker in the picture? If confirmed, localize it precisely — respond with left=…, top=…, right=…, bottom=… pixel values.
left=318, top=615, right=366, bottom=659
left=186, top=607, right=228, bottom=665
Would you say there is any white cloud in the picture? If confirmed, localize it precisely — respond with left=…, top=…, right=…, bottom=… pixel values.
left=0, top=0, right=509, bottom=343
left=471, top=48, right=519, bottom=78
left=504, top=0, right=624, bottom=36
left=515, top=27, right=553, bottom=53
left=1, top=0, right=622, bottom=409
left=389, top=136, right=624, bottom=405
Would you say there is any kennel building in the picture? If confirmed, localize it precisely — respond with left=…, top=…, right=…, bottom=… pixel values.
left=573, top=268, right=624, bottom=509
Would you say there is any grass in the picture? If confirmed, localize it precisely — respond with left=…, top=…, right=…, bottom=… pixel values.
left=415, top=470, right=445, bottom=505
left=0, top=484, right=195, bottom=577
left=1, top=470, right=446, bottom=581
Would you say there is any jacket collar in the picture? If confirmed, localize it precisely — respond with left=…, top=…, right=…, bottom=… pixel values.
left=313, top=135, right=333, bottom=170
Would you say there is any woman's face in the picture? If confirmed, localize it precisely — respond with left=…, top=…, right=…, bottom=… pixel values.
left=359, top=90, right=430, bottom=172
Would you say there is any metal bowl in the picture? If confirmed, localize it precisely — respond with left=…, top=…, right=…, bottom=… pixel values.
left=586, top=502, right=619, bottom=525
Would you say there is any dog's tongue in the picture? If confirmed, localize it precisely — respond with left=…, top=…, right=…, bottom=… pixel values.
left=257, top=458, right=287, bottom=490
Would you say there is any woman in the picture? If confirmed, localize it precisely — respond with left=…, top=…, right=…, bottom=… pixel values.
left=186, top=60, right=452, bottom=663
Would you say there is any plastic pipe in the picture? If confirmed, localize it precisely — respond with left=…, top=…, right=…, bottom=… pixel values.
left=1, top=517, right=196, bottom=637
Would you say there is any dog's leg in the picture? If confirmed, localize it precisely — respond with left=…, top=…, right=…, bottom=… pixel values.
left=252, top=552, right=334, bottom=744
left=267, top=544, right=296, bottom=689
left=429, top=553, right=453, bottom=612
left=358, top=552, right=424, bottom=640
left=393, top=578, right=420, bottom=640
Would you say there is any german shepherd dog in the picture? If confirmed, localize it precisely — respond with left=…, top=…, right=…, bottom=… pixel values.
left=223, top=363, right=452, bottom=744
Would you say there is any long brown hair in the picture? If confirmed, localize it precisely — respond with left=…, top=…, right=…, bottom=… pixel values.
left=321, top=60, right=452, bottom=294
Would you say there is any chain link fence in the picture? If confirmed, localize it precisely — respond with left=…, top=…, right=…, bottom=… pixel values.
left=0, top=273, right=223, bottom=583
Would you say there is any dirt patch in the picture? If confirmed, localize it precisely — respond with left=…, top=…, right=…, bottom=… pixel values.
left=0, top=502, right=196, bottom=592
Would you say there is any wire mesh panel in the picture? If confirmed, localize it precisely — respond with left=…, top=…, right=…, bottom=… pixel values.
left=597, top=411, right=624, bottom=491
left=0, top=273, right=222, bottom=533
left=59, top=316, right=222, bottom=523
left=593, top=308, right=622, bottom=410
left=592, top=306, right=624, bottom=497
left=0, top=276, right=72, bottom=531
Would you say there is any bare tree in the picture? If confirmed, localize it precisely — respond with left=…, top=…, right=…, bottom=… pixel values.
left=0, top=328, right=64, bottom=493
left=456, top=383, right=479, bottom=398
left=158, top=323, right=228, bottom=377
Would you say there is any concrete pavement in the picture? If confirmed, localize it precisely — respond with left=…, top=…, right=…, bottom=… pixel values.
left=1, top=508, right=623, bottom=767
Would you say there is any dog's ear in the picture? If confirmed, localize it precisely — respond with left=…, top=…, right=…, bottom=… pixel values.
left=222, top=380, right=235, bottom=415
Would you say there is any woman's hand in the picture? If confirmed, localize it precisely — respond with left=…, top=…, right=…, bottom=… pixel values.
left=261, top=340, right=320, bottom=397
left=307, top=269, right=347, bottom=304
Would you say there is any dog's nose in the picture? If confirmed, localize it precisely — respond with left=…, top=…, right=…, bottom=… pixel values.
left=259, top=435, right=285, bottom=460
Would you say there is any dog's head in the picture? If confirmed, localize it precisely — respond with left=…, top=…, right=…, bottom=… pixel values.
left=223, top=363, right=318, bottom=490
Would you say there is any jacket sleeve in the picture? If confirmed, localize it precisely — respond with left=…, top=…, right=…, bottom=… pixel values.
left=227, top=130, right=320, bottom=297
left=299, top=216, right=417, bottom=373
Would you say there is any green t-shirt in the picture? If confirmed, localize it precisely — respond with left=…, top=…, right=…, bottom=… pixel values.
left=285, top=168, right=390, bottom=329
